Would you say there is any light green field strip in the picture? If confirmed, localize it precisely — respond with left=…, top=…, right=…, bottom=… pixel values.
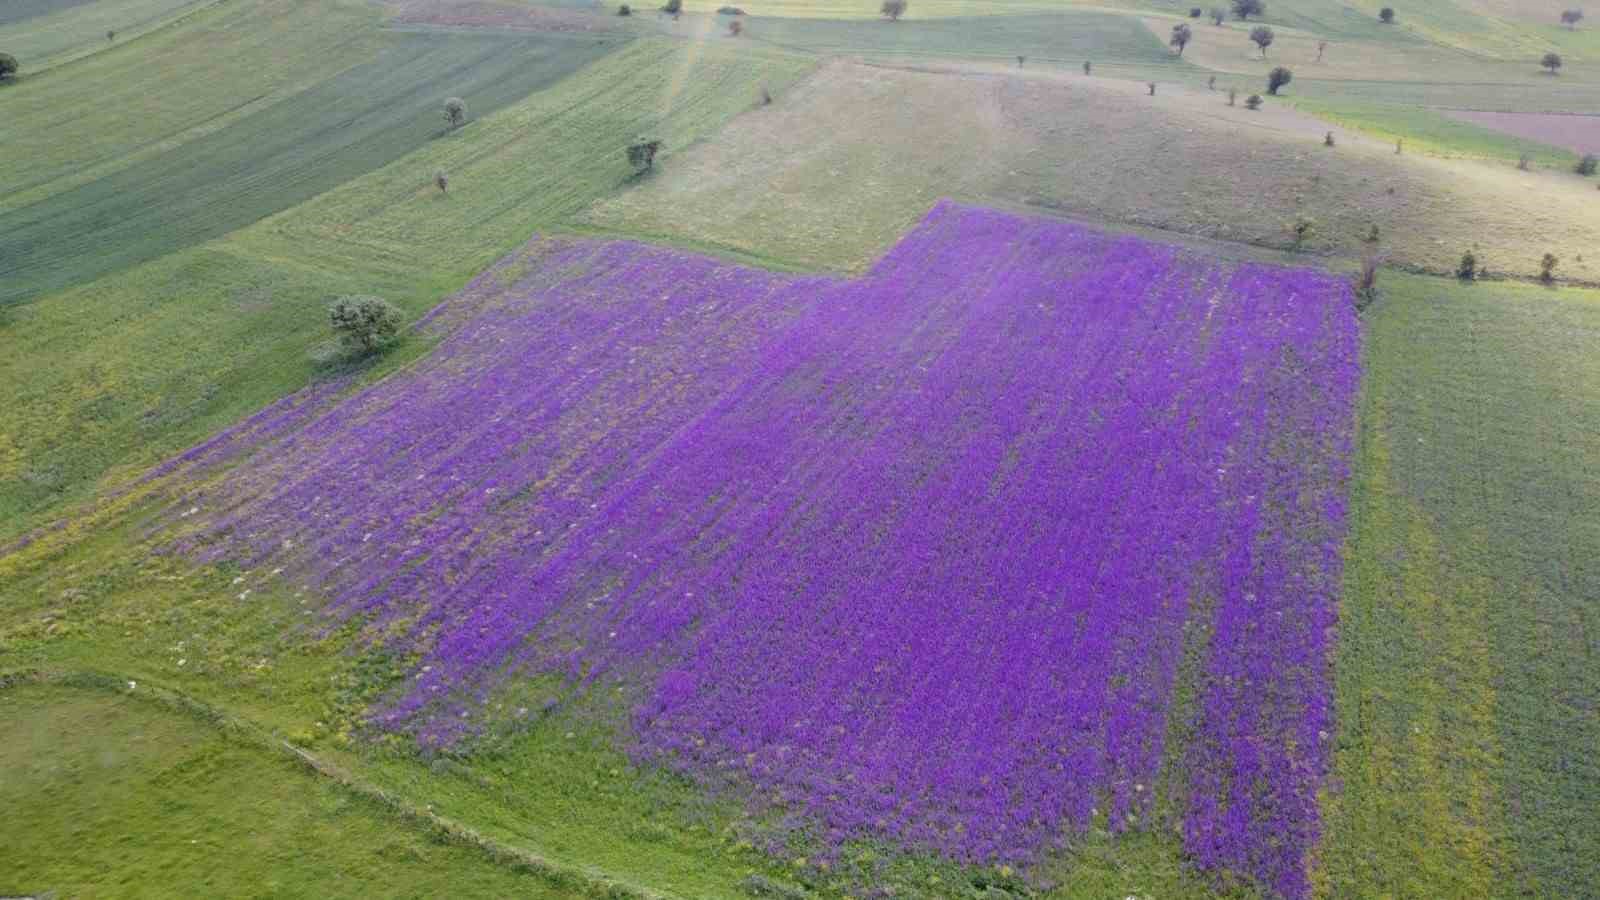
left=1323, top=273, right=1600, bottom=897
left=0, top=0, right=215, bottom=73
left=0, top=0, right=387, bottom=206
left=1, top=29, right=620, bottom=305
left=0, top=37, right=816, bottom=541
left=1290, top=96, right=1581, bottom=166
left=0, top=680, right=590, bottom=899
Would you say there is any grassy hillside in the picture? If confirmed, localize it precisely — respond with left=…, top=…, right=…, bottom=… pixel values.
left=0, top=680, right=585, bottom=899
left=0, top=36, right=815, bottom=541
left=1, top=29, right=619, bottom=305
left=0, top=0, right=211, bottom=70
left=1323, top=273, right=1600, bottom=897
left=583, top=61, right=1600, bottom=277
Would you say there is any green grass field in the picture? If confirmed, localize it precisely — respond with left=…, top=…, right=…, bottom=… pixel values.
left=1, top=29, right=618, bottom=305
left=1323, top=273, right=1600, bottom=897
left=0, top=0, right=211, bottom=70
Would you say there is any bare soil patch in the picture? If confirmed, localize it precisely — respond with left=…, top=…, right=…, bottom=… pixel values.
left=1441, top=108, right=1600, bottom=152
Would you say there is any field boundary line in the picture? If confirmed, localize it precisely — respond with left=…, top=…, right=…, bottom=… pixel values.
left=0, top=667, right=681, bottom=900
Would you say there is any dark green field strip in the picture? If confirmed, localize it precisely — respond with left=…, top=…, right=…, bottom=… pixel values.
left=0, top=30, right=620, bottom=306
left=1327, top=274, right=1600, bottom=897
left=742, top=10, right=1183, bottom=65
left=0, top=0, right=96, bottom=27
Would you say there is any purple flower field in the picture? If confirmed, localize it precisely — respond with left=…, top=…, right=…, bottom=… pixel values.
left=151, top=202, right=1359, bottom=897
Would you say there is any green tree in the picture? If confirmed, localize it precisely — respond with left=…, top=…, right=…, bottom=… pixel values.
left=0, top=53, right=18, bottom=81
left=1171, top=23, right=1193, bottom=56
left=329, top=296, right=405, bottom=354
left=1231, top=0, right=1264, bottom=19
left=1251, top=25, right=1275, bottom=57
left=443, top=97, right=467, bottom=129
left=881, top=0, right=907, bottom=20
left=1267, top=65, right=1292, bottom=94
left=1379, top=7, right=1395, bottom=23
left=1542, top=52, right=1563, bottom=73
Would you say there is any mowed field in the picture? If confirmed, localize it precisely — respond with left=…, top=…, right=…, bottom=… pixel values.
left=4, top=0, right=1600, bottom=897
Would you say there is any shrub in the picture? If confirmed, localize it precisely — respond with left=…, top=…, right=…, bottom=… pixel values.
left=1540, top=253, right=1559, bottom=283
left=1561, top=9, right=1583, bottom=29
left=1211, top=6, right=1226, bottom=24
left=1518, top=152, right=1531, bottom=170
left=443, top=97, right=467, bottom=129
left=1267, top=65, right=1292, bottom=94
left=0, top=53, right=18, bottom=81
left=107, top=29, right=116, bottom=41
left=1251, top=25, right=1275, bottom=56
left=1017, top=54, right=1026, bottom=67
left=1366, top=223, right=1380, bottom=243
left=1190, top=6, right=1203, bottom=16
left=329, top=296, right=404, bottom=353
left=1355, top=254, right=1382, bottom=309
left=1209, top=74, right=1217, bottom=89
left=617, top=3, right=631, bottom=14
left=1171, top=23, right=1193, bottom=55
left=627, top=137, right=663, bottom=171
left=759, top=84, right=772, bottom=105
left=1083, top=60, right=1092, bottom=74
left=434, top=170, right=448, bottom=193
left=1290, top=217, right=1313, bottom=249
left=1456, top=251, right=1477, bottom=280
left=662, top=0, right=682, bottom=13
left=1578, top=152, right=1598, bottom=175
left=718, top=4, right=746, bottom=13
left=1324, top=131, right=1335, bottom=146
left=1148, top=81, right=1157, bottom=95
left=1317, top=39, right=1326, bottom=61
left=1379, top=6, right=1395, bottom=23
left=1245, top=93, right=1262, bottom=109
left=1542, top=51, right=1562, bottom=73
left=728, top=18, right=743, bottom=35
left=1231, top=0, right=1264, bottom=20
left=1228, top=86, right=1238, bottom=105
left=881, top=0, right=906, bottom=20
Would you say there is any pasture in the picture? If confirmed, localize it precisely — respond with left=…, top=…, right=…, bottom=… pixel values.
left=4, top=0, right=1600, bottom=896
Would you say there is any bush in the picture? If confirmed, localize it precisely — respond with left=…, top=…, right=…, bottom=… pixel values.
left=718, top=4, right=746, bottom=12
left=662, top=0, right=682, bottom=13
left=1245, top=93, right=1262, bottom=109
left=728, top=18, right=743, bottom=35
left=107, top=29, right=116, bottom=41
left=1518, top=152, right=1531, bottom=170
left=1231, top=0, right=1264, bottom=19
left=1083, top=60, right=1092, bottom=74
left=1456, top=251, right=1477, bottom=280
left=443, top=97, right=467, bottom=129
left=329, top=296, right=404, bottom=353
left=1561, top=9, right=1583, bottom=29
left=1267, top=65, right=1292, bottom=94
left=1542, top=51, right=1562, bottom=73
left=1379, top=6, right=1394, bottom=22
left=617, top=3, right=631, bottom=14
left=1211, top=6, right=1226, bottom=24
left=1355, top=254, right=1382, bottom=310
left=881, top=0, right=906, bottom=20
left=1190, top=6, right=1203, bottom=16
left=0, top=53, right=18, bottom=81
left=1171, top=23, right=1193, bottom=55
left=434, top=170, right=449, bottom=193
left=1366, top=223, right=1380, bottom=243
left=1578, top=153, right=1598, bottom=175
left=1228, top=86, right=1238, bottom=105
left=1251, top=25, right=1275, bottom=56
left=627, top=137, right=663, bottom=171
left=1540, top=253, right=1559, bottom=283
left=1291, top=217, right=1313, bottom=249
left=1148, top=81, right=1157, bottom=95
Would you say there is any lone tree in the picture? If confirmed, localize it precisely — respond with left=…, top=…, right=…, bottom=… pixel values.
left=1540, top=253, right=1559, bottom=283
left=1211, top=6, right=1226, bottom=24
left=1379, top=6, right=1395, bottom=23
left=329, top=295, right=404, bottom=354
left=617, top=3, right=631, bottom=14
left=627, top=137, right=663, bottom=171
left=1560, top=9, right=1584, bottom=29
left=1267, top=65, right=1292, bottom=93
left=728, top=18, right=743, bottom=35
left=1578, top=152, right=1598, bottom=175
left=1148, top=81, right=1157, bottom=95
left=1325, top=130, right=1335, bottom=146
left=1190, top=6, right=1203, bottom=16
left=1232, top=0, right=1264, bottom=20
left=1251, top=25, right=1275, bottom=57
left=1245, top=92, right=1263, bottom=109
left=1171, top=23, right=1193, bottom=56
left=662, top=0, right=682, bottom=15
left=434, top=170, right=449, bottom=193
left=1228, top=86, right=1238, bottom=105
left=443, top=97, right=467, bottom=129
left=1083, top=59, right=1092, bottom=74
left=1355, top=254, right=1382, bottom=309
left=1317, top=39, right=1326, bottom=61
left=881, top=0, right=907, bottom=21
left=107, top=29, right=116, bottom=41
left=0, top=52, right=17, bottom=81
left=1542, top=51, right=1563, bottom=73
left=1457, top=251, right=1478, bottom=280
